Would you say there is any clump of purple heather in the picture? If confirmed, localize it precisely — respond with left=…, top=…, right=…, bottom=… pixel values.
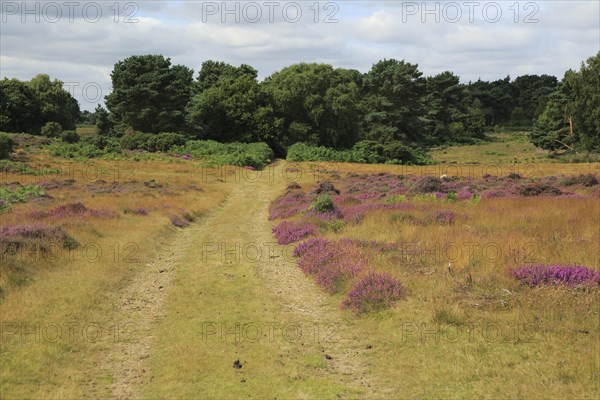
left=0, top=199, right=10, bottom=212
left=426, top=209, right=456, bottom=225
left=123, top=207, right=148, bottom=216
left=342, top=272, right=407, bottom=314
left=31, top=202, right=116, bottom=219
left=456, top=188, right=474, bottom=200
left=0, top=223, right=79, bottom=251
left=518, top=182, right=562, bottom=197
left=269, top=191, right=311, bottom=220
left=295, top=238, right=367, bottom=293
left=411, top=176, right=444, bottom=194
left=511, top=264, right=600, bottom=287
left=292, top=237, right=327, bottom=257
left=272, top=221, right=317, bottom=245
left=170, top=214, right=190, bottom=228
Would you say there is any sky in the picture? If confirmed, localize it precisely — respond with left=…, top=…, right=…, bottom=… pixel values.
left=1, top=0, right=599, bottom=111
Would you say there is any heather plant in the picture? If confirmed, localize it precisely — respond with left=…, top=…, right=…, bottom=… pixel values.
left=170, top=214, right=190, bottom=228
left=411, top=176, right=443, bottom=194
left=518, top=183, right=562, bottom=197
left=292, top=237, right=327, bottom=258
left=0, top=199, right=11, bottom=213
left=559, top=174, right=598, bottom=187
left=295, top=238, right=367, bottom=293
left=272, top=221, right=317, bottom=245
left=31, top=202, right=116, bottom=219
left=427, top=210, right=456, bottom=225
left=312, top=181, right=340, bottom=196
left=341, top=272, right=406, bottom=314
left=511, top=264, right=600, bottom=287
left=268, top=191, right=310, bottom=220
left=0, top=224, right=79, bottom=254
left=123, top=207, right=149, bottom=216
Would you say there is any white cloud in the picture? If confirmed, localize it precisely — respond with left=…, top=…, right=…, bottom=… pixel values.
left=1, top=0, right=598, bottom=110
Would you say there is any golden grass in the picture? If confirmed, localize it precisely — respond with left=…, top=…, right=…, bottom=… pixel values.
left=0, top=156, right=234, bottom=398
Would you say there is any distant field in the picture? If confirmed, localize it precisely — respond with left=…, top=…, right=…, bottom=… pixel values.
left=76, top=125, right=98, bottom=136
left=429, top=131, right=550, bottom=164
left=1, top=135, right=598, bottom=398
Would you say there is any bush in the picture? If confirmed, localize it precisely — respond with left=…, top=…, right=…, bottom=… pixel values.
left=511, top=264, right=600, bottom=287
left=0, top=185, right=45, bottom=205
left=272, top=221, right=317, bottom=245
left=147, top=132, right=187, bottom=152
left=411, top=176, right=443, bottom=194
left=559, top=174, right=598, bottom=187
left=120, top=131, right=152, bottom=150
left=173, top=140, right=273, bottom=168
left=49, top=136, right=122, bottom=159
left=342, top=272, right=406, bottom=314
left=313, top=194, right=335, bottom=213
left=41, top=121, right=63, bottom=137
left=0, top=133, right=16, bottom=159
left=518, top=183, right=562, bottom=196
left=121, top=132, right=188, bottom=152
left=286, top=141, right=432, bottom=165
left=60, top=130, right=80, bottom=143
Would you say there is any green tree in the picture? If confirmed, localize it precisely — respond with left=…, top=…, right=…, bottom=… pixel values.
left=570, top=52, right=600, bottom=152
left=95, top=105, right=114, bottom=135
left=41, top=121, right=63, bottom=137
left=186, top=62, right=281, bottom=145
left=467, top=76, right=513, bottom=125
left=360, top=59, right=427, bottom=144
left=0, top=78, right=41, bottom=133
left=28, top=74, right=79, bottom=130
left=511, top=74, right=558, bottom=123
left=424, top=71, right=485, bottom=143
left=263, top=63, right=361, bottom=149
left=105, top=55, right=193, bottom=133
left=531, top=52, right=600, bottom=153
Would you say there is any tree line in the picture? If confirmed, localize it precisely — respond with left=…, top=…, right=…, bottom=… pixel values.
left=1, top=52, right=598, bottom=157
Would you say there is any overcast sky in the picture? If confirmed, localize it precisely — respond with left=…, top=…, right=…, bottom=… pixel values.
left=1, top=0, right=599, bottom=111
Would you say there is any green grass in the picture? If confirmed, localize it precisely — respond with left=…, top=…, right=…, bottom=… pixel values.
left=429, top=131, right=550, bottom=164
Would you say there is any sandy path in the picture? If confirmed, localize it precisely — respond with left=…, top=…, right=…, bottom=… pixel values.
left=91, top=163, right=384, bottom=398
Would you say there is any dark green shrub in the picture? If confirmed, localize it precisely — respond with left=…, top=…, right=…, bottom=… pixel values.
left=313, top=194, right=335, bottom=213
left=0, top=133, right=16, bottom=159
left=60, top=130, right=80, bottom=143
left=41, top=121, right=63, bottom=137
left=146, top=132, right=187, bottom=152
left=120, top=131, right=151, bottom=150
left=352, top=140, right=385, bottom=163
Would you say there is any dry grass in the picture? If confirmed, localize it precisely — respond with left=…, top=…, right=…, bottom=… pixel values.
left=274, top=159, right=600, bottom=398
left=0, top=155, right=234, bottom=398
left=1, top=138, right=599, bottom=398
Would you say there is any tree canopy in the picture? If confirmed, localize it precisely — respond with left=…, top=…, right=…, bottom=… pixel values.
left=0, top=74, right=79, bottom=134
left=1, top=52, right=598, bottom=157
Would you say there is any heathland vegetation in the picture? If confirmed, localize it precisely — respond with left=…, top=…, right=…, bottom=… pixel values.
left=0, top=52, right=599, bottom=398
